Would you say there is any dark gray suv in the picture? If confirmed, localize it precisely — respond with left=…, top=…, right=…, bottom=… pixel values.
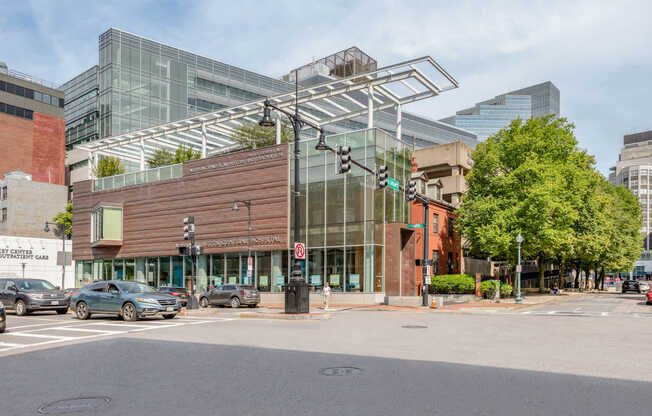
left=199, top=284, right=260, bottom=308
left=0, top=278, right=69, bottom=315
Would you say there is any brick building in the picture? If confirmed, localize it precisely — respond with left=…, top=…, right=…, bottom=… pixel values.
left=0, top=63, right=65, bottom=185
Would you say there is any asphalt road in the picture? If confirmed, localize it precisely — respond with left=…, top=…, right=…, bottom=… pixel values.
left=1, top=294, right=651, bottom=416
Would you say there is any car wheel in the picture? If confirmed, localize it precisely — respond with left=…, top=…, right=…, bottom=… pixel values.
left=248, top=304, right=257, bottom=308
left=15, top=300, right=28, bottom=316
left=230, top=297, right=241, bottom=308
left=163, top=314, right=176, bottom=319
left=200, top=297, right=209, bottom=308
left=0, top=322, right=5, bottom=333
left=121, top=302, right=138, bottom=321
left=75, top=302, right=90, bottom=320
left=56, top=309, right=68, bottom=315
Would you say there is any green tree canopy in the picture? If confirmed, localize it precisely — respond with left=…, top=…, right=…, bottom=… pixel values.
left=93, top=156, right=125, bottom=178
left=231, top=121, right=293, bottom=150
left=52, top=201, right=72, bottom=238
left=147, top=145, right=201, bottom=168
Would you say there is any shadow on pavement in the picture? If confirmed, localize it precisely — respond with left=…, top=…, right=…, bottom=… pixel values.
left=0, top=338, right=650, bottom=416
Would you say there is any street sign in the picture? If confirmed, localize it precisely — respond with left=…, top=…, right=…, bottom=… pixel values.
left=407, top=223, right=424, bottom=229
left=294, top=242, right=306, bottom=260
left=247, top=256, right=253, bottom=278
left=387, top=177, right=399, bottom=191
left=57, top=252, right=72, bottom=266
left=516, top=265, right=522, bottom=273
left=425, top=265, right=431, bottom=277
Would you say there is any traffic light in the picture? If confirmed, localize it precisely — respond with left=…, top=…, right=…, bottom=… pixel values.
left=406, top=180, right=417, bottom=201
left=178, top=246, right=188, bottom=256
left=338, top=145, right=351, bottom=174
left=183, top=216, right=195, bottom=241
left=377, top=165, right=388, bottom=189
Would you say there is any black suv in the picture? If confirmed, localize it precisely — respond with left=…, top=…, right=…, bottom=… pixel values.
left=158, top=286, right=189, bottom=307
left=622, top=280, right=641, bottom=294
left=0, top=278, right=69, bottom=315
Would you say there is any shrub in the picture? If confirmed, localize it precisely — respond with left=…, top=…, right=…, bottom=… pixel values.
left=500, top=283, right=513, bottom=297
left=430, top=274, right=475, bottom=294
left=479, top=280, right=499, bottom=298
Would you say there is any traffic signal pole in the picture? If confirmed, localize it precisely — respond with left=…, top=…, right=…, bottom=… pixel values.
left=422, top=201, right=430, bottom=306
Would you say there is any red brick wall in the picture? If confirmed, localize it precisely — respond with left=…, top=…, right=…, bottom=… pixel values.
left=32, top=113, right=65, bottom=185
left=0, top=112, right=65, bottom=185
left=412, top=201, right=463, bottom=287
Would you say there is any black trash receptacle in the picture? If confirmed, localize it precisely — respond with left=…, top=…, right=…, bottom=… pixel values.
left=285, top=279, right=309, bottom=314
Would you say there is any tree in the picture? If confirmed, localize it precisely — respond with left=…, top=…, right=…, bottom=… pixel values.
left=147, top=148, right=175, bottom=168
left=93, top=156, right=125, bottom=178
left=232, top=121, right=293, bottom=150
left=52, top=202, right=72, bottom=238
left=457, top=116, right=582, bottom=291
left=147, top=145, right=201, bottom=168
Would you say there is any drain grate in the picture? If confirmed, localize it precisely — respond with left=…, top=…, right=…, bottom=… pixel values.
left=319, top=367, right=363, bottom=376
left=38, top=397, right=111, bottom=414
left=402, top=325, right=428, bottom=329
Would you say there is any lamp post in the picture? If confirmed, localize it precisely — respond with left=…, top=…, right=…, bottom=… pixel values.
left=232, top=200, right=253, bottom=286
left=259, top=70, right=323, bottom=314
left=516, top=233, right=523, bottom=304
left=44, top=221, right=67, bottom=289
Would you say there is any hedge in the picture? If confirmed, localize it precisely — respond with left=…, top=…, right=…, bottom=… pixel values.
left=479, top=280, right=513, bottom=298
left=430, top=274, right=475, bottom=294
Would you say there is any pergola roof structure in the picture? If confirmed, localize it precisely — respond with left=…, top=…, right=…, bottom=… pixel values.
left=79, top=56, right=459, bottom=165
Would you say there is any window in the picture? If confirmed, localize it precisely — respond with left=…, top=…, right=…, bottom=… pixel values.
left=447, top=252, right=453, bottom=274
left=1, top=208, right=6, bottom=223
left=1, top=186, right=6, bottom=200
left=91, top=206, right=123, bottom=242
left=432, top=251, right=439, bottom=275
left=448, top=218, right=454, bottom=238
left=0, top=101, right=34, bottom=120
left=433, top=213, right=439, bottom=234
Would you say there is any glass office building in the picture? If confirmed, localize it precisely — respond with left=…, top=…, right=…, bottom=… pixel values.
left=74, top=128, right=411, bottom=294
left=440, top=81, right=560, bottom=141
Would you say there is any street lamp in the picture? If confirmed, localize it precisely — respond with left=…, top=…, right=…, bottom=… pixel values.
left=44, top=221, right=67, bottom=289
left=259, top=70, right=320, bottom=314
left=232, top=200, right=253, bottom=286
left=516, top=233, right=523, bottom=304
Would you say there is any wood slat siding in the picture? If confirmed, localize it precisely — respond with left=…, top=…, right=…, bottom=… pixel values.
left=73, top=145, right=290, bottom=260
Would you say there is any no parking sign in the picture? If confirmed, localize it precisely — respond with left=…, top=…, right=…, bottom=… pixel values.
left=294, top=242, right=306, bottom=260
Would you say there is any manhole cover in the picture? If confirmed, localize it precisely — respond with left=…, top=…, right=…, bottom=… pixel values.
left=319, top=367, right=363, bottom=376
left=402, top=325, right=428, bottom=329
left=38, top=397, right=111, bottom=414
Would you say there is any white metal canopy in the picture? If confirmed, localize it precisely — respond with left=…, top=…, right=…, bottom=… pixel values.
left=79, top=56, right=459, bottom=167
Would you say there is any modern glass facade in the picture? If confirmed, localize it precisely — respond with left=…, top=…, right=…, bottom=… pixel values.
left=64, top=28, right=477, bottom=164
left=441, top=81, right=560, bottom=141
left=74, top=128, right=412, bottom=294
left=61, top=66, right=99, bottom=149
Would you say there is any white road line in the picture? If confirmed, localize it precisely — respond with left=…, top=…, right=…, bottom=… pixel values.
left=522, top=311, right=532, bottom=315
left=6, top=321, right=79, bottom=330
left=547, top=311, right=556, bottom=315
left=9, top=333, right=73, bottom=340
left=0, top=341, right=23, bottom=347
left=48, top=327, right=125, bottom=335
left=574, top=307, right=582, bottom=312
left=601, top=312, right=608, bottom=316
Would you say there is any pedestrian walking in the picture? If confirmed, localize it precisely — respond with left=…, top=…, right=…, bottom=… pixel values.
left=322, top=282, right=331, bottom=310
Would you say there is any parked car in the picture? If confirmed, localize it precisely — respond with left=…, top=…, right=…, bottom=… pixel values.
left=70, top=280, right=180, bottom=321
left=622, top=280, right=641, bottom=294
left=646, top=290, right=652, bottom=305
left=157, top=286, right=188, bottom=307
left=0, top=302, right=5, bottom=333
left=0, top=278, right=69, bottom=315
left=639, top=281, right=651, bottom=293
left=199, top=284, right=260, bottom=308
left=63, top=288, right=77, bottom=301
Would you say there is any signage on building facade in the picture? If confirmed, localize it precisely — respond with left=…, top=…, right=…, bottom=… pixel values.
left=188, top=147, right=285, bottom=174
left=407, top=223, right=424, bottom=229
left=0, top=248, right=49, bottom=261
left=203, top=235, right=283, bottom=249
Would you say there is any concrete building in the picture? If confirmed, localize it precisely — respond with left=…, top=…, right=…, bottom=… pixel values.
left=0, top=171, right=68, bottom=239
left=411, top=141, right=474, bottom=206
left=440, top=81, right=560, bottom=141
left=609, top=130, right=652, bottom=276
left=0, top=63, right=66, bottom=185
left=63, top=30, right=477, bottom=181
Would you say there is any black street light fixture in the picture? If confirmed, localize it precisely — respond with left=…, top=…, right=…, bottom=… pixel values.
left=44, top=221, right=67, bottom=289
left=233, top=200, right=254, bottom=286
left=259, top=70, right=319, bottom=314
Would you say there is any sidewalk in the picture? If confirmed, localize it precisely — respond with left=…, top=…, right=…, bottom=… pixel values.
left=435, top=291, right=586, bottom=312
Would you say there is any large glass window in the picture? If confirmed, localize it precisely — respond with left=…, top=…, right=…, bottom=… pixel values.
left=146, top=257, right=158, bottom=287
left=91, top=206, right=123, bottom=242
left=113, top=259, right=124, bottom=280
left=226, top=253, right=239, bottom=284
left=346, top=246, right=365, bottom=292
left=159, top=257, right=171, bottom=286
left=327, top=248, right=344, bottom=292
left=124, top=259, right=135, bottom=280
left=307, top=249, right=324, bottom=292
left=211, top=254, right=225, bottom=288
left=172, top=256, right=183, bottom=287
left=257, top=252, right=272, bottom=292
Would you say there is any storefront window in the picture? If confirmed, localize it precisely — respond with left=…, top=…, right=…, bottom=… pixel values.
left=327, top=248, right=344, bottom=292
left=271, top=251, right=286, bottom=292
left=159, top=257, right=171, bottom=286
left=346, top=246, right=364, bottom=292
left=257, top=252, right=271, bottom=292
left=172, top=256, right=183, bottom=287
left=307, top=249, right=324, bottom=291
left=135, top=258, right=145, bottom=283
left=102, top=260, right=112, bottom=280
left=226, top=253, right=239, bottom=285
left=146, top=257, right=158, bottom=287
left=124, top=258, right=135, bottom=280
left=184, top=256, right=194, bottom=290
left=374, top=245, right=383, bottom=292
left=197, top=255, right=209, bottom=293
left=113, top=259, right=124, bottom=280
left=210, top=254, right=224, bottom=288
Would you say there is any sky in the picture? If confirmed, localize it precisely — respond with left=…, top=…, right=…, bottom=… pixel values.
left=2, top=0, right=651, bottom=174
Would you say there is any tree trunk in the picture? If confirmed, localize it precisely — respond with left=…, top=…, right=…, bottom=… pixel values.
left=574, top=263, right=581, bottom=289
left=538, top=256, right=546, bottom=293
left=583, top=266, right=590, bottom=291
left=600, top=267, right=605, bottom=291
left=559, top=259, right=566, bottom=289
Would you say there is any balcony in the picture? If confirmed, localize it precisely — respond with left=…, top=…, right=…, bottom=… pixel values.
left=93, top=163, right=183, bottom=192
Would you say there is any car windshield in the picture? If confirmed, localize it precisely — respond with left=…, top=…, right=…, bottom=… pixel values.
left=16, top=279, right=56, bottom=291
left=116, top=282, right=156, bottom=294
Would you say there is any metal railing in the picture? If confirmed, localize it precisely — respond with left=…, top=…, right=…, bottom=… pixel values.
left=93, top=163, right=183, bottom=192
